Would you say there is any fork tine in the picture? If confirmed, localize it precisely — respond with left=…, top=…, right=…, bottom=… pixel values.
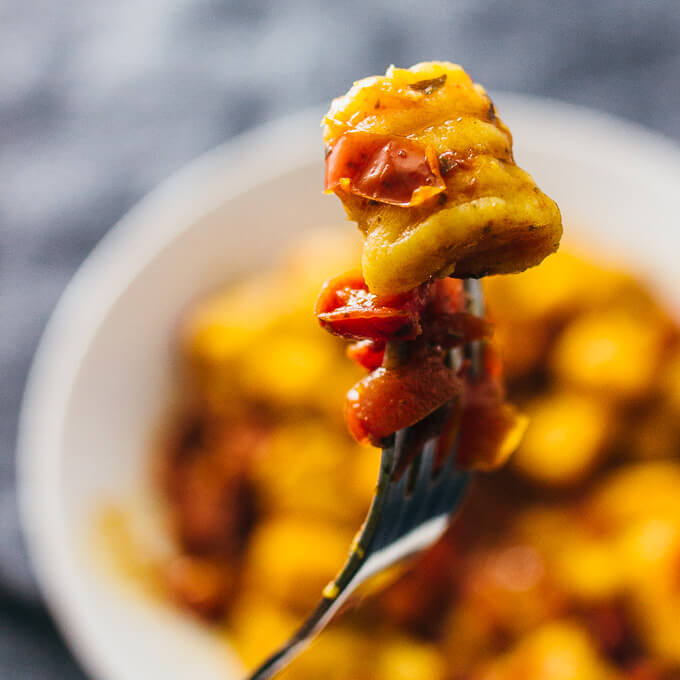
left=371, top=474, right=412, bottom=550
left=404, top=452, right=422, bottom=496
left=430, top=467, right=470, bottom=519
left=406, top=438, right=437, bottom=509
left=411, top=438, right=459, bottom=526
left=376, top=435, right=453, bottom=550
left=400, top=440, right=438, bottom=528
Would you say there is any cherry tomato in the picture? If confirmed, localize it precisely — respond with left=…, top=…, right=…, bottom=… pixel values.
left=346, top=339, right=386, bottom=371
left=345, top=350, right=462, bottom=445
left=427, top=278, right=466, bottom=316
left=325, top=131, right=446, bottom=207
left=423, top=312, right=492, bottom=348
left=456, top=346, right=525, bottom=470
left=315, top=270, right=428, bottom=341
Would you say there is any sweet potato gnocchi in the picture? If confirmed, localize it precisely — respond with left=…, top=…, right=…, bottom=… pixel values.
left=324, top=62, right=562, bottom=296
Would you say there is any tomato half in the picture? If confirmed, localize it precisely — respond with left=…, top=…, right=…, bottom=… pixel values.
left=325, top=131, right=446, bottom=207
left=315, top=270, right=429, bottom=341
left=345, top=351, right=463, bottom=445
left=346, top=339, right=386, bottom=371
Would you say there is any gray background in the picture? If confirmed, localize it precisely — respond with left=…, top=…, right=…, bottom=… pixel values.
left=2, top=1, right=680, bottom=676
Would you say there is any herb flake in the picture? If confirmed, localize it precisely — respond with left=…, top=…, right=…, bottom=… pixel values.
left=408, top=74, right=447, bottom=95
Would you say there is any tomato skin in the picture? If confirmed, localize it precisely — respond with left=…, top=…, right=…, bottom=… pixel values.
left=325, top=131, right=446, bottom=207
left=346, top=339, right=385, bottom=371
left=345, top=350, right=463, bottom=445
left=315, top=270, right=428, bottom=341
left=427, top=278, right=466, bottom=316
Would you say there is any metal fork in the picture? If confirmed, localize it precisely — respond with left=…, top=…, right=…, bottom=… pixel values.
left=246, top=279, right=485, bottom=680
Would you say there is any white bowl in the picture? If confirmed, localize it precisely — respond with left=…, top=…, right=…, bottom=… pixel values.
left=17, top=96, right=680, bottom=680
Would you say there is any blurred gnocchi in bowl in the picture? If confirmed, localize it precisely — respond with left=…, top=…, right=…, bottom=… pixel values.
left=105, top=229, right=680, bottom=680
left=17, top=97, right=680, bottom=680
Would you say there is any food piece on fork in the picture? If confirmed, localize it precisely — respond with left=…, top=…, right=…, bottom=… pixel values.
left=315, top=272, right=526, bottom=470
left=315, top=274, right=489, bottom=345
left=315, top=62, right=556, bottom=472
left=323, top=61, right=562, bottom=296
left=345, top=344, right=464, bottom=445
left=345, top=340, right=526, bottom=471
left=456, top=343, right=528, bottom=471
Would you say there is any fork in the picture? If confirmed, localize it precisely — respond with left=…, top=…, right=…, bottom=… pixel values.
left=246, top=279, right=485, bottom=680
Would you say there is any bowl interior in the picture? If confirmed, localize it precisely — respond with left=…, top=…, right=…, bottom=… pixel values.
left=18, top=97, right=680, bottom=680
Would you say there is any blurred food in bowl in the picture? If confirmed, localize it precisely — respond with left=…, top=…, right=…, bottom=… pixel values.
left=103, top=227, right=680, bottom=679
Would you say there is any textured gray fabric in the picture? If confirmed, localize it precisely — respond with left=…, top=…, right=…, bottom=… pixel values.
left=2, top=1, right=680, bottom=676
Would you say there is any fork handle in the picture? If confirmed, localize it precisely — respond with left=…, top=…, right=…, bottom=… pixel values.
left=245, top=554, right=364, bottom=679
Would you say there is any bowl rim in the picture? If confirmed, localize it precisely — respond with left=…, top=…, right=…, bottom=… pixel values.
left=16, top=94, right=680, bottom=680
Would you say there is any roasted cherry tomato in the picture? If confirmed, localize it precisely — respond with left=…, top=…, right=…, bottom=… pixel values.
left=456, top=399, right=526, bottom=471
left=346, top=339, right=386, bottom=371
left=423, top=313, right=492, bottom=348
left=421, top=278, right=491, bottom=347
left=315, top=270, right=429, bottom=341
left=325, top=131, right=446, bottom=207
left=345, top=350, right=463, bottom=445
left=427, top=278, right=466, bottom=316
left=456, top=346, right=527, bottom=470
